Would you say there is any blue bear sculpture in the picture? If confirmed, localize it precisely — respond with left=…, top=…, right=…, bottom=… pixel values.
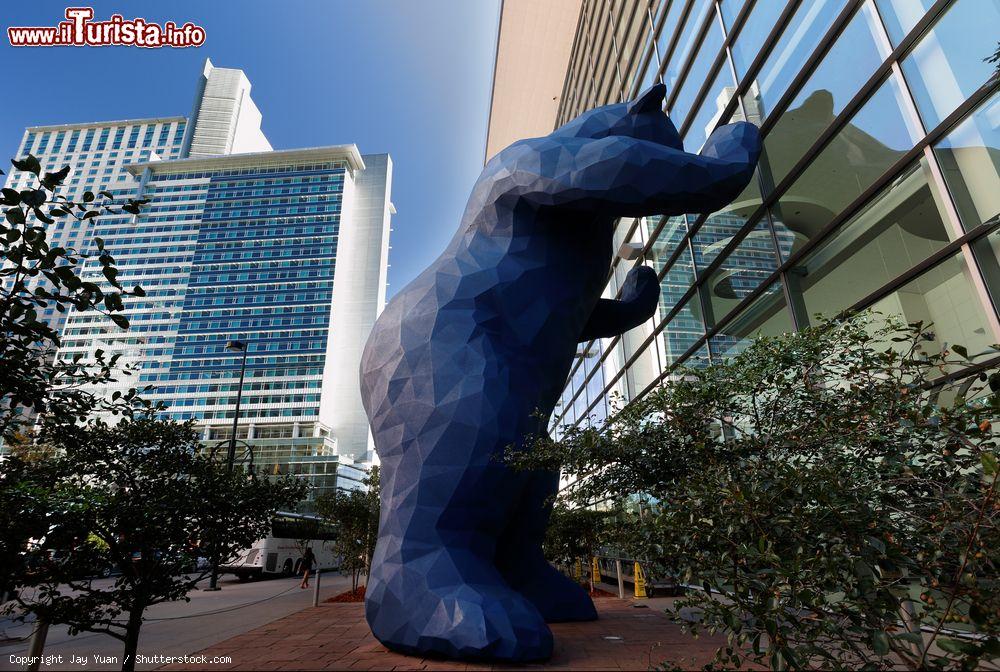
left=360, top=84, right=761, bottom=662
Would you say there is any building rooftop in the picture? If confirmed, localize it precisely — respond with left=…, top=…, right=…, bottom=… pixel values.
left=126, top=144, right=367, bottom=175
left=26, top=116, right=188, bottom=133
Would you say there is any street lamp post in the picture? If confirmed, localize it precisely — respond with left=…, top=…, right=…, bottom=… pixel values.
left=205, top=340, right=249, bottom=591
left=225, top=340, right=249, bottom=474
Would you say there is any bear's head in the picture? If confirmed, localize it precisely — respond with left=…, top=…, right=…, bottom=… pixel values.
left=551, top=83, right=683, bottom=150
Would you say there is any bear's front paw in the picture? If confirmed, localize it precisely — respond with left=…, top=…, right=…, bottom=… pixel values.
left=701, top=121, right=762, bottom=162
left=621, top=265, right=660, bottom=307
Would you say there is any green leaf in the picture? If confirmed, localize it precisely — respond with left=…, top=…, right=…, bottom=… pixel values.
left=982, top=452, right=998, bottom=476
left=872, top=631, right=890, bottom=656
left=82, top=191, right=95, bottom=203
left=109, top=313, right=130, bottom=330
left=33, top=207, right=54, bottom=225
left=5, top=207, right=25, bottom=226
left=41, top=165, right=71, bottom=189
left=11, top=154, right=41, bottom=176
left=952, top=344, right=968, bottom=360
left=937, top=637, right=979, bottom=655
left=20, top=189, right=45, bottom=207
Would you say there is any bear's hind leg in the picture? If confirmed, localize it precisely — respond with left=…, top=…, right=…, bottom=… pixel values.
left=366, top=452, right=554, bottom=661
left=495, top=469, right=598, bottom=623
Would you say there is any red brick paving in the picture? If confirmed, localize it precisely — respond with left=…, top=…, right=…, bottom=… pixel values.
left=160, top=598, right=727, bottom=671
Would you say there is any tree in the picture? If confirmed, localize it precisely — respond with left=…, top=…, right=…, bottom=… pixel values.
left=513, top=313, right=999, bottom=670
left=543, top=503, right=615, bottom=590
left=1, top=155, right=151, bottom=598
left=316, top=466, right=380, bottom=592
left=6, top=416, right=306, bottom=672
left=1, top=154, right=151, bottom=442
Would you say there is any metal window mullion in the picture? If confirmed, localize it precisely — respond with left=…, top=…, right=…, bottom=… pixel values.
left=673, top=198, right=1000, bottom=398
left=654, top=0, right=696, bottom=82
left=616, top=0, right=651, bottom=100
left=553, top=275, right=701, bottom=426
left=867, top=0, right=1000, bottom=339
left=845, top=219, right=1000, bottom=315
left=607, top=0, right=626, bottom=101
left=676, top=7, right=732, bottom=136
left=664, top=0, right=719, bottom=113
left=559, top=214, right=650, bottom=396
left=626, top=3, right=662, bottom=99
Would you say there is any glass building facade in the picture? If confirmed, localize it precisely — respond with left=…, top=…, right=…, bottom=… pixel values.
left=4, top=61, right=392, bottom=503
left=56, top=146, right=393, bottom=467
left=548, top=0, right=1000, bottom=433
left=3, top=118, right=187, bottom=332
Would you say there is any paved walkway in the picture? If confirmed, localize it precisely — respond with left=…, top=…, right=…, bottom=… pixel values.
left=1, top=575, right=353, bottom=671
left=161, top=597, right=726, bottom=671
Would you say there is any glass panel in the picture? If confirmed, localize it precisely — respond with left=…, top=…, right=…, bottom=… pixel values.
left=730, top=0, right=786, bottom=80
left=656, top=0, right=691, bottom=75
left=869, top=253, right=995, bottom=372
left=785, top=158, right=957, bottom=326
left=761, top=3, right=889, bottom=186
left=741, top=0, right=847, bottom=123
left=682, top=65, right=738, bottom=152
left=704, top=221, right=779, bottom=327
left=875, top=0, right=935, bottom=46
left=900, top=0, right=1000, bottom=130
left=709, top=280, right=793, bottom=359
left=662, top=0, right=714, bottom=95
left=681, top=344, right=712, bottom=369
left=720, top=0, right=749, bottom=30
left=670, top=19, right=727, bottom=129
left=647, top=215, right=693, bottom=317
left=635, top=48, right=661, bottom=97
left=972, top=229, right=1000, bottom=315
left=630, top=20, right=654, bottom=96
left=662, top=293, right=705, bottom=364
left=691, top=178, right=764, bottom=272
left=624, top=336, right=663, bottom=399
left=933, top=93, right=1000, bottom=231
left=771, top=74, right=923, bottom=250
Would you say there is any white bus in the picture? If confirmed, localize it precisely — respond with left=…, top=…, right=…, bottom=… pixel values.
left=222, top=512, right=338, bottom=580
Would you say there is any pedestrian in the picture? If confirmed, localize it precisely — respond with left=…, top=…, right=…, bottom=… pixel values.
left=300, top=547, right=316, bottom=589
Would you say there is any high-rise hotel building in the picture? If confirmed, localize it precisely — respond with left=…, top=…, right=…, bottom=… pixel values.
left=5, top=60, right=392, bottom=504
left=487, top=0, right=1000, bottom=434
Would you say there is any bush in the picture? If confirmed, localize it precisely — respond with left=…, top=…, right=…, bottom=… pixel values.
left=514, top=313, right=999, bottom=670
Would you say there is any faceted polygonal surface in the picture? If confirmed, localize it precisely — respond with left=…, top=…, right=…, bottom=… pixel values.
left=359, top=84, right=761, bottom=662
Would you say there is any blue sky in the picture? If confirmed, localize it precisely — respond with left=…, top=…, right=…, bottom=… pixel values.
left=0, top=0, right=500, bottom=296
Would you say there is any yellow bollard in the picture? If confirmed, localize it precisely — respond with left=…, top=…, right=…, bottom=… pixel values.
left=574, top=558, right=583, bottom=583
left=591, top=556, right=601, bottom=586
left=633, top=561, right=647, bottom=598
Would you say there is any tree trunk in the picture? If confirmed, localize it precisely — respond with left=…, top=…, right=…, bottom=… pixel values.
left=121, top=606, right=143, bottom=672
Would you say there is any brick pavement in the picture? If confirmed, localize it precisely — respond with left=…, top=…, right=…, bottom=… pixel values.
left=161, top=597, right=727, bottom=671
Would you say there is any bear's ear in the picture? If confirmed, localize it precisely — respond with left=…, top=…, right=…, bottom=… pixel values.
left=627, top=83, right=666, bottom=115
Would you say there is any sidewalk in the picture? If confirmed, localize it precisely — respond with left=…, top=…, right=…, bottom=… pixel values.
left=161, top=596, right=726, bottom=671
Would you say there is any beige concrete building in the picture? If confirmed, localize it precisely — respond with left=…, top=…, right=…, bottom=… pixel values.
left=484, top=0, right=583, bottom=161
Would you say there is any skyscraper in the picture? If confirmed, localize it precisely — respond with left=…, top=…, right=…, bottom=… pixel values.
left=486, top=0, right=1000, bottom=434
left=5, top=60, right=392, bottom=505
